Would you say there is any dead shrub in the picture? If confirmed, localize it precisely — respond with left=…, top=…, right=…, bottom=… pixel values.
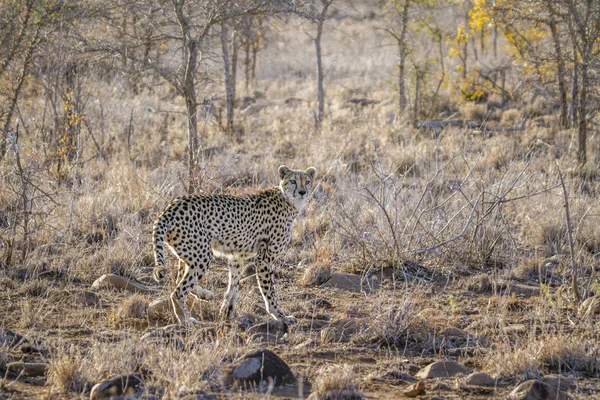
left=47, top=346, right=88, bottom=394
left=500, top=109, right=523, bottom=125
left=459, top=103, right=488, bottom=121
left=310, top=364, right=363, bottom=400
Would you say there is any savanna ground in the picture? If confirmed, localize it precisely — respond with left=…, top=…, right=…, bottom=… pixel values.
left=1, top=2, right=600, bottom=399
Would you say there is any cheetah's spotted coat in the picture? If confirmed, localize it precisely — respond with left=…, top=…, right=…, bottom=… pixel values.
left=152, top=165, right=316, bottom=324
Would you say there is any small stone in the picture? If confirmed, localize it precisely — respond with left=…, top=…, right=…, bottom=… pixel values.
left=320, top=273, right=379, bottom=293
left=416, top=361, right=470, bottom=379
left=147, top=298, right=173, bottom=321
left=89, top=374, right=143, bottom=400
left=508, top=380, right=570, bottom=400
left=91, top=274, right=150, bottom=293
left=542, top=374, right=575, bottom=391
left=465, top=372, right=495, bottom=386
left=403, top=381, right=426, bottom=397
left=222, top=349, right=295, bottom=387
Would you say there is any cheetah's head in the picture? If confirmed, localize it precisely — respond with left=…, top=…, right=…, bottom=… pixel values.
left=279, top=165, right=316, bottom=211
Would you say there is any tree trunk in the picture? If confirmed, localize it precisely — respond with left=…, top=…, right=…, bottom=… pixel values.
left=577, top=61, right=587, bottom=164
left=570, top=53, right=578, bottom=132
left=184, top=40, right=199, bottom=193
left=244, top=41, right=251, bottom=92
left=315, top=19, right=325, bottom=125
left=549, top=19, right=568, bottom=128
left=221, top=22, right=235, bottom=137
left=397, top=0, right=410, bottom=114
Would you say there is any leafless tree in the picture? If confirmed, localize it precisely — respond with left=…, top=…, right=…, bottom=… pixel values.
left=94, top=0, right=270, bottom=192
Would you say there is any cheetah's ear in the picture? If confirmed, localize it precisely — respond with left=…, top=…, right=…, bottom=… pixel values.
left=279, top=165, right=291, bottom=179
left=306, top=167, right=316, bottom=180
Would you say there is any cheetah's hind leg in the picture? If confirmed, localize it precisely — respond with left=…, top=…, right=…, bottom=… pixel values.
left=219, top=257, right=243, bottom=320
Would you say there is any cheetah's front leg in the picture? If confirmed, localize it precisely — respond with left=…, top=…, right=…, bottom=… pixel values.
left=255, top=242, right=297, bottom=324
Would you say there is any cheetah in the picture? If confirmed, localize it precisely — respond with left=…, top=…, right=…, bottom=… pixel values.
left=152, top=165, right=316, bottom=325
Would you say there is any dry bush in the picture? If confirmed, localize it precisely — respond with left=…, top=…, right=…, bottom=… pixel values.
left=310, top=364, right=363, bottom=400
left=47, top=346, right=88, bottom=394
left=486, top=334, right=599, bottom=380
left=459, top=103, right=488, bottom=120
left=299, top=264, right=332, bottom=287
left=360, top=289, right=423, bottom=347
left=500, top=109, right=523, bottom=125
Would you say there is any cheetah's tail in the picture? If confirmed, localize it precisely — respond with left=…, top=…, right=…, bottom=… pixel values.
left=152, top=210, right=169, bottom=283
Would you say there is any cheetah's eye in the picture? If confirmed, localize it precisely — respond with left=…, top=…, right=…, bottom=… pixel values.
left=290, top=180, right=296, bottom=185
left=306, top=180, right=311, bottom=185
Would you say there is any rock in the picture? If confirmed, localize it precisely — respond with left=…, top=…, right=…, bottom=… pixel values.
left=91, top=274, right=150, bottom=293
left=578, top=296, right=600, bottom=318
left=249, top=333, right=283, bottom=345
left=6, top=362, right=48, bottom=377
left=308, top=390, right=364, bottom=400
left=403, top=381, right=426, bottom=397
left=147, top=298, right=173, bottom=321
left=246, top=319, right=288, bottom=335
left=416, top=361, right=470, bottom=379
left=504, top=283, right=541, bottom=297
left=542, top=374, right=576, bottom=391
left=320, top=273, right=379, bottom=293
left=465, top=372, right=495, bottom=386
left=320, top=327, right=348, bottom=343
left=222, top=349, right=295, bottom=387
left=507, top=380, right=570, bottom=400
left=74, top=290, right=100, bottom=306
left=89, top=373, right=143, bottom=400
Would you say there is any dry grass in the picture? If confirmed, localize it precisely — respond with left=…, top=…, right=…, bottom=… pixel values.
left=1, top=3, right=600, bottom=399
left=310, top=365, right=363, bottom=400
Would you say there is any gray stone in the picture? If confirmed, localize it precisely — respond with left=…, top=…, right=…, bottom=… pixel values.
left=508, top=380, right=570, bottom=400
left=416, top=361, right=470, bottom=379
left=465, top=372, right=495, bottom=386
left=222, top=349, right=295, bottom=387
